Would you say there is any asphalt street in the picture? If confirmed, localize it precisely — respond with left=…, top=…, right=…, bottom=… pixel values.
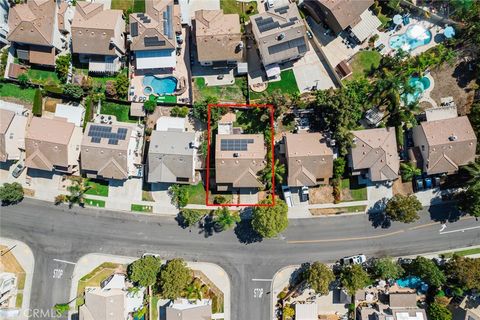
left=1, top=199, right=480, bottom=320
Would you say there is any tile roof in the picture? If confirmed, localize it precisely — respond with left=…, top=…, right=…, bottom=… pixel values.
left=72, top=1, right=125, bottom=56
left=285, top=132, right=333, bottom=186
left=350, top=127, right=400, bottom=182
left=194, top=9, right=243, bottom=63
left=7, top=0, right=57, bottom=46
left=317, top=0, right=373, bottom=30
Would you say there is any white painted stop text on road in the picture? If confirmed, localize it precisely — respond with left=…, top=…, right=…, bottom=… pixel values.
left=53, top=269, right=63, bottom=279
left=253, top=288, right=263, bottom=298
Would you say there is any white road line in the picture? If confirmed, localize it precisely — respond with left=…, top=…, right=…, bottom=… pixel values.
left=251, top=278, right=272, bottom=282
left=53, top=258, right=76, bottom=265
left=440, top=225, right=480, bottom=235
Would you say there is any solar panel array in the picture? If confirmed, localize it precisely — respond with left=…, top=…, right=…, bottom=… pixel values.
left=255, top=17, right=280, bottom=33
left=88, top=125, right=128, bottom=146
left=131, top=22, right=138, bottom=37
left=274, top=5, right=289, bottom=14
left=144, top=36, right=166, bottom=47
left=220, top=139, right=255, bottom=151
left=138, top=13, right=151, bottom=24
left=268, top=36, right=306, bottom=55
left=163, top=5, right=173, bottom=39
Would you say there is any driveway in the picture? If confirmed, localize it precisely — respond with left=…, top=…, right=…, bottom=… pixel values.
left=292, top=41, right=335, bottom=92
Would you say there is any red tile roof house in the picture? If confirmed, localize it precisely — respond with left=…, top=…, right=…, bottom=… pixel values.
left=7, top=0, right=68, bottom=67
left=71, top=2, right=126, bottom=74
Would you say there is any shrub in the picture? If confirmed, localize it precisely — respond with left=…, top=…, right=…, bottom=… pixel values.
left=63, top=84, right=84, bottom=100
left=170, top=106, right=189, bottom=118
left=115, top=72, right=129, bottom=99
left=55, top=54, right=71, bottom=83
left=333, top=185, right=341, bottom=203
left=128, top=256, right=162, bottom=287
left=169, top=184, right=189, bottom=208
left=44, top=84, right=64, bottom=94
left=32, top=89, right=43, bottom=116
left=144, top=100, right=156, bottom=113
left=17, top=74, right=29, bottom=88
left=213, top=195, right=229, bottom=204
left=0, top=182, right=24, bottom=205
left=105, top=80, right=116, bottom=97
left=179, top=209, right=205, bottom=227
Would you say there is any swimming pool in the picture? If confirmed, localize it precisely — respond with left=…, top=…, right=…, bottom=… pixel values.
left=142, top=75, right=177, bottom=95
left=403, top=76, right=431, bottom=105
left=389, top=24, right=432, bottom=52
left=396, top=276, right=429, bottom=294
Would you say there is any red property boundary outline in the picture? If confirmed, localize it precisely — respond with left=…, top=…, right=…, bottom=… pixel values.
left=205, top=103, right=276, bottom=207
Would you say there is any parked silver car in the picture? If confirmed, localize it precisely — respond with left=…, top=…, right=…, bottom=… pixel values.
left=12, top=163, right=25, bottom=178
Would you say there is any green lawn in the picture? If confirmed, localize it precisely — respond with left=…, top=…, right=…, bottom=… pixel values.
left=111, top=0, right=145, bottom=12
left=0, top=83, right=36, bottom=103
left=194, top=77, right=247, bottom=103
left=84, top=198, right=106, bottom=208
left=349, top=51, right=382, bottom=80
left=131, top=204, right=153, bottom=213
left=443, top=247, right=480, bottom=258
left=221, top=0, right=258, bottom=17
left=77, top=263, right=120, bottom=307
left=151, top=295, right=160, bottom=320
left=185, top=183, right=207, bottom=205
left=85, top=180, right=109, bottom=197
left=340, top=178, right=367, bottom=202
left=250, top=69, right=299, bottom=100
left=27, top=67, right=60, bottom=85
left=100, top=102, right=136, bottom=123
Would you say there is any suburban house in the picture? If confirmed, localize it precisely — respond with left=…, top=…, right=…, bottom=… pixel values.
left=80, top=122, right=144, bottom=180
left=215, top=133, right=266, bottom=191
left=165, top=299, right=212, bottom=320
left=250, top=4, right=309, bottom=79
left=147, top=130, right=197, bottom=184
left=302, top=0, right=380, bottom=43
left=285, top=132, right=333, bottom=187
left=194, top=9, right=243, bottom=68
left=454, top=296, right=480, bottom=320
left=79, top=274, right=144, bottom=320
left=72, top=1, right=125, bottom=74
left=0, top=109, right=28, bottom=162
left=25, top=117, right=82, bottom=174
left=7, top=0, right=66, bottom=67
left=349, top=127, right=400, bottom=182
left=359, top=292, right=427, bottom=320
left=0, top=0, right=9, bottom=47
left=128, top=0, right=181, bottom=71
left=411, top=116, right=477, bottom=175
left=54, top=104, right=85, bottom=127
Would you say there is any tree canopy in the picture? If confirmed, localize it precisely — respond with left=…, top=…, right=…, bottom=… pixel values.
left=427, top=302, right=452, bottom=320
left=179, top=209, right=205, bottom=227
left=306, top=262, right=335, bottom=295
left=158, top=258, right=192, bottom=299
left=55, top=54, right=71, bottom=83
left=370, top=258, right=404, bottom=280
left=410, top=256, right=446, bottom=287
left=385, top=194, right=422, bottom=223
left=0, top=182, right=24, bottom=205
left=340, top=264, right=371, bottom=295
left=63, top=84, right=84, bottom=100
left=444, top=255, right=480, bottom=291
left=251, top=196, right=288, bottom=238
left=128, top=255, right=162, bottom=287
left=214, top=207, right=240, bottom=231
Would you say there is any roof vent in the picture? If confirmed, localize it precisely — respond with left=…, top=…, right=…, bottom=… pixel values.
left=277, top=33, right=285, bottom=41
left=448, top=135, right=457, bottom=141
left=233, top=152, right=239, bottom=157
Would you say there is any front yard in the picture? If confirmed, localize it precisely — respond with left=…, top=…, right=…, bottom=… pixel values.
left=76, top=262, right=122, bottom=306
left=340, top=178, right=367, bottom=202
left=84, top=180, right=109, bottom=197
left=111, top=0, right=145, bottom=12
left=184, top=183, right=207, bottom=205
left=250, top=69, right=299, bottom=100
left=193, top=77, right=247, bottom=103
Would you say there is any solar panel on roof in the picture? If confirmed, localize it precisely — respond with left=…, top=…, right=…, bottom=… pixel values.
left=220, top=139, right=254, bottom=151
left=274, top=5, right=289, bottom=13
left=258, top=21, right=280, bottom=33
left=290, top=17, right=298, bottom=22
left=166, top=5, right=173, bottom=39
left=256, top=17, right=274, bottom=27
left=144, top=36, right=166, bottom=47
left=131, top=22, right=138, bottom=37
left=87, top=125, right=128, bottom=144
left=280, top=21, right=295, bottom=28
left=108, top=139, right=119, bottom=145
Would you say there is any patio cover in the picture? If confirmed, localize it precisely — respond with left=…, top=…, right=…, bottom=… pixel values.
left=350, top=10, right=381, bottom=42
left=55, top=104, right=85, bottom=127
left=265, top=64, right=280, bottom=78
left=237, top=62, right=248, bottom=74
left=29, top=46, right=56, bottom=66
left=130, top=102, right=146, bottom=117
left=135, top=49, right=176, bottom=70
left=89, top=56, right=120, bottom=73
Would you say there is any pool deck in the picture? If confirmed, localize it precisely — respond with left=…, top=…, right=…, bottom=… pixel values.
left=129, top=26, right=192, bottom=104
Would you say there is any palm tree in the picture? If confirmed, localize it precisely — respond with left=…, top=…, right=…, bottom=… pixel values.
left=261, top=159, right=286, bottom=190
left=464, top=160, right=480, bottom=190
left=214, top=207, right=240, bottom=231
left=183, top=281, right=202, bottom=301
left=67, top=178, right=90, bottom=208
left=400, top=162, right=421, bottom=182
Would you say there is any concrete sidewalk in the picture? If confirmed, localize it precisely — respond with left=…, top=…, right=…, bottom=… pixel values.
left=0, top=237, right=35, bottom=320
left=68, top=253, right=231, bottom=320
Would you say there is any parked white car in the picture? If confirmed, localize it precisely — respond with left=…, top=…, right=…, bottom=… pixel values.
left=339, top=254, right=367, bottom=266
left=282, top=185, right=293, bottom=208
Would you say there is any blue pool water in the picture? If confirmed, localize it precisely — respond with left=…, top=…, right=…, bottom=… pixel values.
left=389, top=24, right=432, bottom=52
left=396, top=276, right=429, bottom=294
left=403, top=76, right=431, bottom=105
left=143, top=75, right=177, bottom=95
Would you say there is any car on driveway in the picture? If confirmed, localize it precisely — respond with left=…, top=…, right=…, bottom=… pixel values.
left=339, top=254, right=366, bottom=266
left=300, top=186, right=309, bottom=202
left=12, top=163, right=25, bottom=178
left=282, top=185, right=293, bottom=207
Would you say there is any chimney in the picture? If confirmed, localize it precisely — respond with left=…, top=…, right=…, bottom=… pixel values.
left=448, top=135, right=457, bottom=141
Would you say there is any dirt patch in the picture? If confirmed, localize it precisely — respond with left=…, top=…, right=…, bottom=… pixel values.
left=392, top=179, right=413, bottom=196
left=309, top=185, right=334, bottom=204
left=146, top=106, right=175, bottom=129
left=0, top=97, right=32, bottom=109
left=429, top=59, right=476, bottom=115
